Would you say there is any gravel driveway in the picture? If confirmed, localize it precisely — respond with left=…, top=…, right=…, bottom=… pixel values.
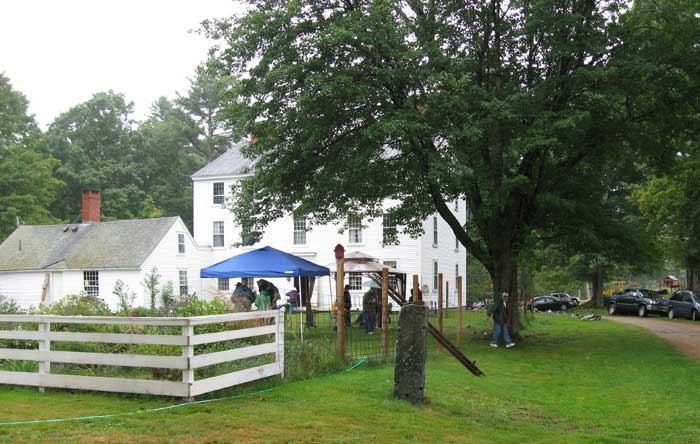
left=607, top=316, right=700, bottom=358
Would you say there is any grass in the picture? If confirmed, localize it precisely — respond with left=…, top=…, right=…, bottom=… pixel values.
left=0, top=311, right=698, bottom=443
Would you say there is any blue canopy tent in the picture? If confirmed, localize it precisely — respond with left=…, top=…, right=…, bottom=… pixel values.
left=200, top=246, right=330, bottom=279
left=200, top=246, right=330, bottom=341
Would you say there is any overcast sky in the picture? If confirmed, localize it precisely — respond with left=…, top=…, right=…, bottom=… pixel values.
left=0, top=0, right=242, bottom=128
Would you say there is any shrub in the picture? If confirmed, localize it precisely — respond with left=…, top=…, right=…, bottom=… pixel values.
left=42, top=292, right=112, bottom=316
left=0, top=295, right=20, bottom=314
left=113, top=280, right=136, bottom=316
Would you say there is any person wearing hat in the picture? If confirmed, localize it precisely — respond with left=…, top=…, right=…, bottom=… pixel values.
left=488, top=292, right=515, bottom=348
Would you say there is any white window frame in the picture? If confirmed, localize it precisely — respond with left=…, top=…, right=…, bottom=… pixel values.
left=83, top=271, right=99, bottom=298
left=433, top=216, right=438, bottom=247
left=178, top=233, right=186, bottom=254
left=293, top=216, right=306, bottom=245
left=213, top=182, right=225, bottom=205
left=348, top=215, right=362, bottom=245
left=382, top=213, right=397, bottom=246
left=218, top=278, right=230, bottom=291
left=348, top=272, right=363, bottom=291
left=213, top=221, right=225, bottom=247
left=179, top=270, right=188, bottom=296
left=383, top=260, right=398, bottom=289
left=433, top=261, right=439, bottom=290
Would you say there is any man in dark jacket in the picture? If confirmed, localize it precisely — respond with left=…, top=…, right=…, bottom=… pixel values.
left=343, top=285, right=352, bottom=326
left=362, top=288, right=378, bottom=334
left=488, top=292, right=515, bottom=348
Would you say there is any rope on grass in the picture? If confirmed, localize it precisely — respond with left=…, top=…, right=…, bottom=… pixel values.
left=0, top=356, right=368, bottom=427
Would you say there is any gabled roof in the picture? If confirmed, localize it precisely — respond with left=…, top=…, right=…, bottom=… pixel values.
left=0, top=217, right=179, bottom=272
left=191, top=140, right=257, bottom=179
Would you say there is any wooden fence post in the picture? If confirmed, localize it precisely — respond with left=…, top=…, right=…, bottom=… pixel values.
left=457, top=276, right=463, bottom=346
left=438, top=273, right=443, bottom=334
left=445, top=280, right=449, bottom=318
left=335, top=250, right=345, bottom=359
left=38, top=321, right=50, bottom=393
left=182, top=322, right=194, bottom=401
left=412, top=274, right=422, bottom=304
left=381, top=267, right=389, bottom=358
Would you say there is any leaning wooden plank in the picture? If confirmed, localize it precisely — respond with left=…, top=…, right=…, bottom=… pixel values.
left=48, top=331, right=187, bottom=346
left=0, top=330, right=42, bottom=341
left=0, top=371, right=188, bottom=397
left=190, top=342, right=277, bottom=369
left=0, top=315, right=189, bottom=326
left=188, top=310, right=279, bottom=325
left=0, top=348, right=186, bottom=369
left=191, top=325, right=277, bottom=345
left=190, top=362, right=280, bottom=396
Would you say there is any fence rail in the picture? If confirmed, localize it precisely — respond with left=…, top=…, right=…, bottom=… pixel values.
left=0, top=309, right=285, bottom=398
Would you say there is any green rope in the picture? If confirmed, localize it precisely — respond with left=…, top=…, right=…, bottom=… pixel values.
left=0, top=356, right=368, bottom=427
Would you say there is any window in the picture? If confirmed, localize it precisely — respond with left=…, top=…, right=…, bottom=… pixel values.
left=382, top=213, right=397, bottom=245
left=178, top=233, right=186, bottom=254
left=348, top=215, right=362, bottom=244
left=179, top=271, right=188, bottom=296
left=455, top=234, right=459, bottom=251
left=241, top=223, right=254, bottom=246
left=454, top=199, right=458, bottom=211
left=83, top=271, right=99, bottom=298
left=433, top=261, right=438, bottom=290
left=213, top=221, right=224, bottom=247
left=213, top=182, right=224, bottom=205
left=383, top=261, right=397, bottom=289
left=348, top=273, right=362, bottom=290
left=293, top=216, right=306, bottom=245
left=218, top=278, right=229, bottom=291
left=433, top=216, right=438, bottom=246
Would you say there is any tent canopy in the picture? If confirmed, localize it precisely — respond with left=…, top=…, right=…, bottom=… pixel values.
left=200, top=246, right=330, bottom=279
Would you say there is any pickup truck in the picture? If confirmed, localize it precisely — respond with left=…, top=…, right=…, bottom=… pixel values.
left=606, top=288, right=669, bottom=317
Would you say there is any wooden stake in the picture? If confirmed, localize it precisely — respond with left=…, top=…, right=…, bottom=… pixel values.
left=412, top=274, right=422, bottom=305
left=457, top=276, right=463, bottom=346
left=445, top=280, right=449, bottom=318
left=336, top=257, right=345, bottom=359
left=381, top=267, right=389, bottom=357
left=438, top=273, right=443, bottom=351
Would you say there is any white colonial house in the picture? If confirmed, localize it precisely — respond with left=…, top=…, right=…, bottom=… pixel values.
left=0, top=191, right=213, bottom=309
left=192, top=141, right=468, bottom=309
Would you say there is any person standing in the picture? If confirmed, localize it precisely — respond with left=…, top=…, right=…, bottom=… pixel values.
left=363, top=288, right=378, bottom=334
left=488, top=292, right=515, bottom=348
left=343, top=284, right=352, bottom=326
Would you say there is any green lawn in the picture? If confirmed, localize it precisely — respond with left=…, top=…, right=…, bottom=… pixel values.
left=0, top=311, right=697, bottom=444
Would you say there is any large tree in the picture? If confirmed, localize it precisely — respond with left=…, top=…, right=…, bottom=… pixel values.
left=0, top=73, right=61, bottom=240
left=208, top=0, right=699, bottom=332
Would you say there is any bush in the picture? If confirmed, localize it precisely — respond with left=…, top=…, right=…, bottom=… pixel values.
left=41, top=292, right=112, bottom=316
left=0, top=295, right=20, bottom=314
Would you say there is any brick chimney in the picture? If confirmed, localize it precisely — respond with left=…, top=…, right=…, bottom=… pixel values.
left=81, top=190, right=101, bottom=223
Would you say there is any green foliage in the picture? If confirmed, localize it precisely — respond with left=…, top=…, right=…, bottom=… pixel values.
left=0, top=294, right=20, bottom=314
left=173, top=296, right=231, bottom=317
left=112, top=280, right=136, bottom=316
left=142, top=267, right=161, bottom=314
left=41, top=292, right=112, bottom=316
left=0, top=73, right=62, bottom=240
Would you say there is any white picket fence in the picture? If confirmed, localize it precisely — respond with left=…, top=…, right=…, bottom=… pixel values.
left=0, top=309, right=284, bottom=398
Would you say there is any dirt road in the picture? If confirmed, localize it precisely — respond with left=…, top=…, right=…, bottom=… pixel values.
left=607, top=316, right=700, bottom=358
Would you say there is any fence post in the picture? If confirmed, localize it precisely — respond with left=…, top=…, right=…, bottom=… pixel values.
left=182, top=321, right=194, bottom=401
left=412, top=274, right=422, bottom=304
left=38, top=321, right=50, bottom=393
left=335, top=249, right=345, bottom=359
left=277, top=308, right=285, bottom=378
left=457, top=276, right=463, bottom=346
left=381, top=267, right=389, bottom=358
left=445, top=280, right=449, bottom=318
left=438, top=273, right=443, bottom=351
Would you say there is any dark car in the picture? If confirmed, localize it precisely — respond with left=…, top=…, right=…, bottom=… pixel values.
left=529, top=295, right=572, bottom=312
left=668, top=290, right=700, bottom=321
left=607, top=288, right=668, bottom=317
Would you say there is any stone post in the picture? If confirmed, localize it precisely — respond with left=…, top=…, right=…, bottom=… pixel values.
left=394, top=304, right=428, bottom=404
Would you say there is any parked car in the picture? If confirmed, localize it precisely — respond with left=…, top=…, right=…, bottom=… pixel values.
left=528, top=295, right=572, bottom=312
left=668, top=290, right=700, bottom=321
left=550, top=293, right=576, bottom=306
left=607, top=288, right=668, bottom=317
left=570, top=297, right=581, bottom=306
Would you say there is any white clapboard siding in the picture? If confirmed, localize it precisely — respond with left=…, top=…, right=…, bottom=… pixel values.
left=191, top=324, right=276, bottom=345
left=190, top=362, right=281, bottom=397
left=0, top=371, right=189, bottom=397
left=0, top=310, right=285, bottom=398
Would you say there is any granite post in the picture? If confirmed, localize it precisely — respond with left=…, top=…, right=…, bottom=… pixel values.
left=393, top=303, right=428, bottom=404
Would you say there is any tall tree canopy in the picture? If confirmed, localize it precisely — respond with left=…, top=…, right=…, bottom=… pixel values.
left=0, top=73, right=61, bottom=239
left=208, top=0, right=699, bottom=331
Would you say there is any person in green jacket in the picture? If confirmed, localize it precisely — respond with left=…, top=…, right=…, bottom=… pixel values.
left=488, top=292, right=515, bottom=348
left=255, top=289, right=271, bottom=311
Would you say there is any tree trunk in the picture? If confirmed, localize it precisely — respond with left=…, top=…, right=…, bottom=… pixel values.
left=491, top=252, right=520, bottom=335
left=590, top=265, right=604, bottom=307
left=686, top=256, right=700, bottom=291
